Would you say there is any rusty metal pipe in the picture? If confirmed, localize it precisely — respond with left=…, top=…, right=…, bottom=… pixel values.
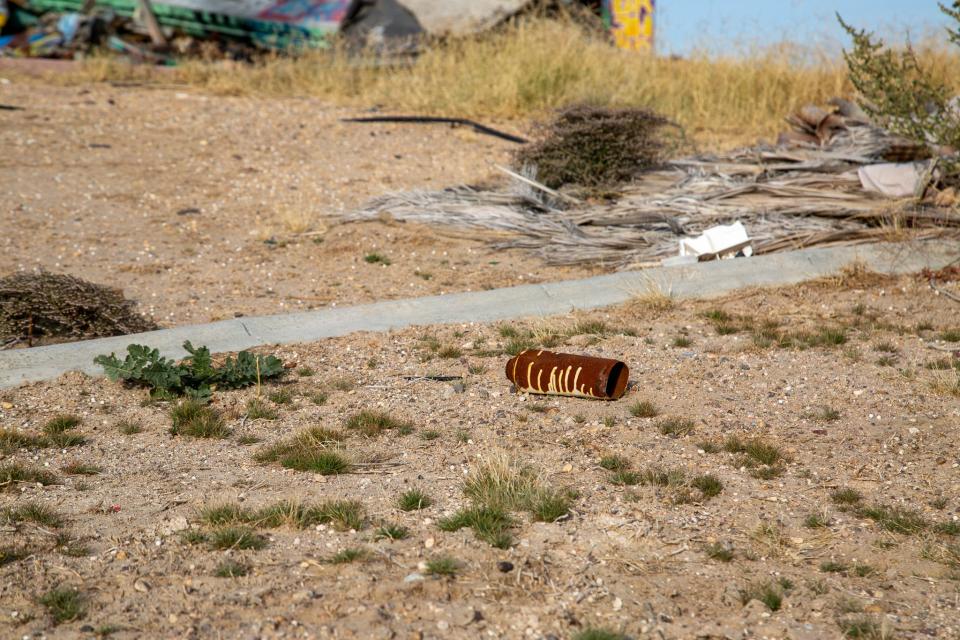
left=505, top=350, right=629, bottom=400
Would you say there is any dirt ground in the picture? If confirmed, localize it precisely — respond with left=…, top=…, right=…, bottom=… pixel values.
left=0, top=79, right=601, bottom=329
left=2, top=270, right=960, bottom=639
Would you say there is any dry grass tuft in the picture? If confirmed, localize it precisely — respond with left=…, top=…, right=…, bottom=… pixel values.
left=68, top=19, right=944, bottom=148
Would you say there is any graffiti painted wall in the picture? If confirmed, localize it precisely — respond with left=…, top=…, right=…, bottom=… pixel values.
left=604, top=0, right=654, bottom=52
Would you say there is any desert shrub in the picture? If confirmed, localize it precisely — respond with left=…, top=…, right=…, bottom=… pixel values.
left=840, top=7, right=960, bottom=181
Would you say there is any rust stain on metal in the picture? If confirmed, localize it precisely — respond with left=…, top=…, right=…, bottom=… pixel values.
left=505, top=350, right=629, bottom=400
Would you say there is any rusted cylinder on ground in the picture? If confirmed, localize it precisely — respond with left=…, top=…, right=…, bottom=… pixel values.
left=505, top=350, right=629, bottom=400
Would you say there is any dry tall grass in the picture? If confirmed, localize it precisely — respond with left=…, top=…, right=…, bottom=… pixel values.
left=74, top=19, right=960, bottom=146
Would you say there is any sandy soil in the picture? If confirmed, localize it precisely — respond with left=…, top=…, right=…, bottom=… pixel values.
left=2, top=271, right=960, bottom=639
left=0, top=80, right=601, bottom=329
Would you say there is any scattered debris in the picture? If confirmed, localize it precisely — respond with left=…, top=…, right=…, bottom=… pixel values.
left=0, top=271, right=157, bottom=348
left=858, top=162, right=927, bottom=198
left=349, top=99, right=960, bottom=268
left=667, top=221, right=752, bottom=266
left=505, top=350, right=629, bottom=400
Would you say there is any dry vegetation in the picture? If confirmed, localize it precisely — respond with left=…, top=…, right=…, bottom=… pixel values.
left=67, top=19, right=959, bottom=147
left=2, top=272, right=960, bottom=637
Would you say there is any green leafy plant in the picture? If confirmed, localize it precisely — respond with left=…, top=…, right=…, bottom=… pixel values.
left=839, top=8, right=960, bottom=182
left=94, top=341, right=284, bottom=401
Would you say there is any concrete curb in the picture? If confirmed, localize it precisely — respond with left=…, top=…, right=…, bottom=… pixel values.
left=1, top=240, right=955, bottom=389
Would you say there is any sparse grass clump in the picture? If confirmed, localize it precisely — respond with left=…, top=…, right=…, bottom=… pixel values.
left=940, top=329, right=960, bottom=342
left=831, top=488, right=864, bottom=507
left=43, top=415, right=81, bottom=434
left=425, top=555, right=460, bottom=577
left=0, top=463, right=59, bottom=491
left=297, top=366, right=315, bottom=377
left=453, top=454, right=572, bottom=547
left=807, top=406, right=841, bottom=422
left=215, top=559, right=249, bottom=577
left=657, top=417, right=695, bottom=438
left=268, top=388, right=293, bottom=405
left=723, top=436, right=784, bottom=465
left=610, top=470, right=641, bottom=486
left=672, top=335, right=692, bottom=348
left=573, top=630, right=630, bottom=640
left=629, top=400, right=658, bottom=418
left=0, top=546, right=28, bottom=566
left=820, top=560, right=848, bottom=573
left=439, top=505, right=514, bottom=549
left=209, top=526, right=267, bottom=551
left=345, top=410, right=412, bottom=436
left=329, top=547, right=367, bottom=564
left=254, top=426, right=350, bottom=475
left=437, top=346, right=462, bottom=359
left=704, top=542, right=734, bottom=562
left=329, top=376, right=355, bottom=391
left=170, top=400, right=229, bottom=438
left=639, top=466, right=687, bottom=488
left=530, top=491, right=572, bottom=522
left=363, top=252, right=391, bottom=265
left=804, top=512, right=829, bottom=529
left=61, top=462, right=101, bottom=476
left=246, top=397, right=278, bottom=420
left=836, top=616, right=886, bottom=639
left=857, top=503, right=928, bottom=534
left=42, top=414, right=86, bottom=447
left=398, top=488, right=432, bottom=511
left=117, top=420, right=143, bottom=435
left=39, top=587, right=86, bottom=625
left=420, top=429, right=441, bottom=441
left=691, top=474, right=724, bottom=498
left=5, top=500, right=65, bottom=528
left=599, top=454, right=631, bottom=471
left=0, top=427, right=44, bottom=453
left=375, top=523, right=410, bottom=541
left=739, top=580, right=785, bottom=611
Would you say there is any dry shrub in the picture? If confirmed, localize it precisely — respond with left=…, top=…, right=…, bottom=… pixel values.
left=514, top=105, right=674, bottom=189
left=0, top=272, right=157, bottom=346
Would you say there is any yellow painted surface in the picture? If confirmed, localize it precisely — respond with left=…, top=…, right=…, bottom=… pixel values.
left=610, top=0, right=654, bottom=52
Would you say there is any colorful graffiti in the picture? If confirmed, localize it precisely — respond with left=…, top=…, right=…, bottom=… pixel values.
left=604, top=0, right=654, bottom=52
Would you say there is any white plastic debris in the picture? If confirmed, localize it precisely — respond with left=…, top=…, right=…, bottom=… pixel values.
left=858, top=162, right=925, bottom=197
left=663, top=221, right=753, bottom=267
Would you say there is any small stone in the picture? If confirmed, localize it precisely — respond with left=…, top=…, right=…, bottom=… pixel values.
left=405, top=572, right=425, bottom=583
left=424, top=537, right=435, bottom=549
left=437, top=620, right=449, bottom=631
left=612, top=597, right=623, bottom=611
left=168, top=613, right=178, bottom=624
left=115, top=550, right=127, bottom=561
left=497, top=561, right=514, bottom=573
left=1, top=402, right=12, bottom=410
left=80, top=625, right=94, bottom=633
left=561, top=464, right=573, bottom=473
left=134, top=578, right=151, bottom=593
